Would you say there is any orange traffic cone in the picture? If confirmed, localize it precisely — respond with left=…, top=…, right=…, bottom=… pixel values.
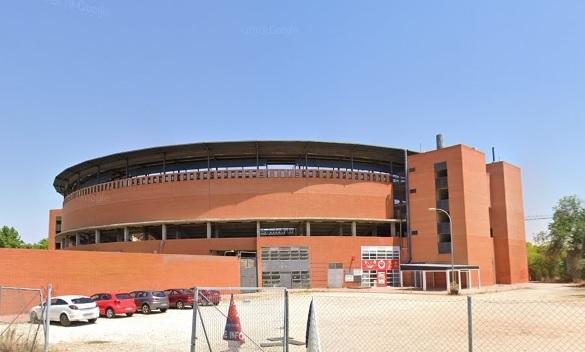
left=223, top=294, right=245, bottom=351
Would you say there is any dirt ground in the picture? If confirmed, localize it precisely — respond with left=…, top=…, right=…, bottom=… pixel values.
left=7, top=283, right=585, bottom=352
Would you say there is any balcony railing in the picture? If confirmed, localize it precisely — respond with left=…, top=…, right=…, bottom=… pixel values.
left=437, top=222, right=451, bottom=235
left=435, top=176, right=448, bottom=189
left=63, top=168, right=392, bottom=204
left=438, top=242, right=452, bottom=254
left=436, top=200, right=449, bottom=212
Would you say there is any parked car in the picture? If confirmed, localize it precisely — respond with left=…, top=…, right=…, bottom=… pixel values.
left=191, top=289, right=221, bottom=306
left=164, top=289, right=194, bottom=309
left=129, top=290, right=169, bottom=314
left=30, top=295, right=99, bottom=326
left=90, top=292, right=137, bottom=318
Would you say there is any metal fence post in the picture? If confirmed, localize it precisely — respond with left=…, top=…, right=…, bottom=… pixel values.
left=44, top=284, right=52, bottom=352
left=467, top=295, right=473, bottom=352
left=190, top=287, right=199, bottom=352
left=283, top=288, right=289, bottom=352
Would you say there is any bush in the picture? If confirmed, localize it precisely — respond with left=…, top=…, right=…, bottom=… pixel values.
left=0, top=327, right=42, bottom=352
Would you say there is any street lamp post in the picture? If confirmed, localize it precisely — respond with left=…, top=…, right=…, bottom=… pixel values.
left=429, top=207, right=456, bottom=292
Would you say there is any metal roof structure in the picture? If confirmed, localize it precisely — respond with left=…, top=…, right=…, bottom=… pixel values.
left=53, top=140, right=416, bottom=195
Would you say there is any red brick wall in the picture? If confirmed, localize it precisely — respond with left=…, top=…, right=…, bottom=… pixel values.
left=408, top=145, right=496, bottom=286
left=61, top=178, right=392, bottom=232
left=0, top=248, right=240, bottom=297
left=257, top=236, right=400, bottom=288
left=487, top=162, right=529, bottom=284
left=48, top=209, right=63, bottom=251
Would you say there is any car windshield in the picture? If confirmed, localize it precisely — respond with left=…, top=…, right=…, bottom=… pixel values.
left=152, top=291, right=166, bottom=298
left=72, top=297, right=93, bottom=304
left=116, top=293, right=131, bottom=299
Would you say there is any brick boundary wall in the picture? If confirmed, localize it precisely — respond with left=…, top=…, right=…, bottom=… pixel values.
left=0, top=248, right=240, bottom=301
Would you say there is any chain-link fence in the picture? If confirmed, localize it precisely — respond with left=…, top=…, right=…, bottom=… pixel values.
left=0, top=285, right=51, bottom=352
left=191, top=287, right=286, bottom=351
left=191, top=289, right=585, bottom=352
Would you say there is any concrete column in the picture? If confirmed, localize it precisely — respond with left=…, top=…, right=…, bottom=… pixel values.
left=390, top=222, right=396, bottom=237
left=256, top=221, right=261, bottom=237
left=161, top=224, right=167, bottom=241
left=95, top=229, right=101, bottom=244
left=422, top=271, right=427, bottom=291
left=446, top=270, right=450, bottom=292
left=206, top=222, right=212, bottom=239
left=75, top=233, right=80, bottom=246
left=124, top=227, right=129, bottom=242
left=351, top=221, right=357, bottom=236
left=339, top=223, right=343, bottom=236
left=306, top=222, right=311, bottom=236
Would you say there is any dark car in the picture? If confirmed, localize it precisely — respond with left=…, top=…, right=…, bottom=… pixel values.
left=164, top=289, right=194, bottom=309
left=129, top=290, right=169, bottom=314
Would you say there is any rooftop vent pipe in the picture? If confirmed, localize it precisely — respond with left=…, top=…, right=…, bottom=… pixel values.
left=436, top=134, right=444, bottom=150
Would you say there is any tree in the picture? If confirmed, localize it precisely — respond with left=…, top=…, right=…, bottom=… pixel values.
left=0, top=226, right=24, bottom=248
left=23, top=238, right=48, bottom=250
left=538, top=196, right=585, bottom=282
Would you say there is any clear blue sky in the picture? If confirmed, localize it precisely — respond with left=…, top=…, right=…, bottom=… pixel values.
left=1, top=1, right=584, bottom=243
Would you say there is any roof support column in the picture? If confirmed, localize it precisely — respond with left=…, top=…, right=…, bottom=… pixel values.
left=75, top=233, right=80, bottom=246
left=306, top=222, right=311, bottom=237
left=124, top=227, right=129, bottom=242
left=162, top=224, right=167, bottom=241
left=422, top=271, right=427, bottom=291
left=256, top=221, right=260, bottom=237
left=206, top=222, right=211, bottom=239
left=351, top=221, right=357, bottom=237
left=95, top=229, right=100, bottom=244
left=446, top=270, right=450, bottom=292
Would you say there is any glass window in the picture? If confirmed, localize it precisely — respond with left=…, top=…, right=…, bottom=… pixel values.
left=115, top=293, right=131, bottom=299
left=72, top=297, right=94, bottom=304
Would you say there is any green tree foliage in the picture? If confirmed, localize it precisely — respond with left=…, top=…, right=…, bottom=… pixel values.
left=0, top=226, right=48, bottom=250
left=533, top=196, right=585, bottom=282
left=0, top=226, right=24, bottom=248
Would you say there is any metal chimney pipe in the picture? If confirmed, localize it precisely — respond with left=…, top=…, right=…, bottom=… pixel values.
left=492, top=147, right=496, bottom=163
left=436, top=134, right=444, bottom=150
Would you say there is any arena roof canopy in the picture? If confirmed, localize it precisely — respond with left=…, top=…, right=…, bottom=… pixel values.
left=54, top=140, right=416, bottom=195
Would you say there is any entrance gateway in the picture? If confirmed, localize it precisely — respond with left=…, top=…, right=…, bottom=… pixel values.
left=360, top=246, right=401, bottom=287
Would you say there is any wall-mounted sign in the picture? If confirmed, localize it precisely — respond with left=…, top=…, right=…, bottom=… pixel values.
left=260, top=228, right=296, bottom=236
left=361, top=259, right=399, bottom=271
left=344, top=274, right=354, bottom=282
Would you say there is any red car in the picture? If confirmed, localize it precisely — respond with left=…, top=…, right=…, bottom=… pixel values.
left=90, top=292, right=137, bottom=318
left=197, top=289, right=221, bottom=306
left=164, top=289, right=194, bottom=309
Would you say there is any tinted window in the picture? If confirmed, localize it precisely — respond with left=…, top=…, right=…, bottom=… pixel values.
left=152, top=291, right=166, bottom=298
left=72, top=297, right=94, bottom=304
left=55, top=299, right=67, bottom=306
left=90, top=295, right=99, bottom=301
left=116, top=293, right=131, bottom=299
left=101, top=294, right=111, bottom=300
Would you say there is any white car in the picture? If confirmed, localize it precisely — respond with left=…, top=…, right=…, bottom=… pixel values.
left=30, top=295, right=99, bottom=326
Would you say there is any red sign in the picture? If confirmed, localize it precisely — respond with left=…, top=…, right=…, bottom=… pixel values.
left=376, top=271, right=386, bottom=286
left=361, top=259, right=399, bottom=271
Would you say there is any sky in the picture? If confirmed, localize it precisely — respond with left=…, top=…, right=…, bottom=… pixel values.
left=1, top=1, right=584, bottom=243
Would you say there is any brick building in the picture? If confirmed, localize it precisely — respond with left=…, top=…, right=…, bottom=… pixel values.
left=48, top=140, right=528, bottom=290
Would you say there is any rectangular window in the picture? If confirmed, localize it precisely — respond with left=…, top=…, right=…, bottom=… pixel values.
left=411, top=230, right=418, bottom=235
left=409, top=189, right=417, bottom=194
left=408, top=167, right=416, bottom=173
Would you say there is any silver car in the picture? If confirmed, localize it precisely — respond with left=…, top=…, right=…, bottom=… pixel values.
left=129, top=291, right=169, bottom=314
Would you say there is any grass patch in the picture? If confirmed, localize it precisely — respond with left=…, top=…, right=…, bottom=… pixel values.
left=0, top=327, right=42, bottom=352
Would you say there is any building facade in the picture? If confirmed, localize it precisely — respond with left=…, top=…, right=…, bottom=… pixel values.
left=48, top=140, right=528, bottom=289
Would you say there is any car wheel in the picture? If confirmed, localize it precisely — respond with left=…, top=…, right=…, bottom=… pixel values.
left=105, top=308, right=115, bottom=319
left=160, top=308, right=167, bottom=313
left=60, top=313, right=71, bottom=327
left=141, top=304, right=151, bottom=314
left=88, top=318, right=97, bottom=324
left=30, top=312, right=39, bottom=324
left=126, top=313, right=134, bottom=317
left=176, top=301, right=184, bottom=310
